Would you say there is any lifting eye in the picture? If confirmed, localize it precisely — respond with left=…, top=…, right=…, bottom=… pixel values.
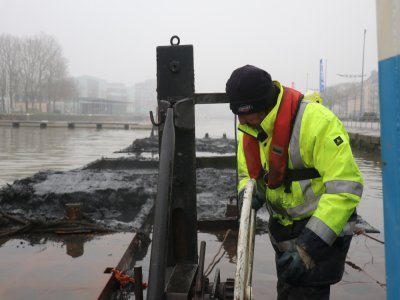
left=170, top=35, right=180, bottom=46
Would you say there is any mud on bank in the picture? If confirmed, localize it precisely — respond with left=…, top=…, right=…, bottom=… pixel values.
left=0, top=136, right=237, bottom=236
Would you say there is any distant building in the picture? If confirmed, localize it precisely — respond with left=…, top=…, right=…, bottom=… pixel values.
left=133, top=79, right=156, bottom=116
left=73, top=76, right=131, bottom=115
left=75, top=75, right=107, bottom=99
left=362, top=70, right=379, bottom=119
left=322, top=70, right=380, bottom=120
left=106, top=83, right=128, bottom=102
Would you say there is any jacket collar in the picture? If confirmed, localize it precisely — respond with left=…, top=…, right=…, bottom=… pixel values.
left=259, top=81, right=283, bottom=138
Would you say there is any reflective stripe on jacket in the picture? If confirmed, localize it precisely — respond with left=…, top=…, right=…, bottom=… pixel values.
left=237, top=81, right=363, bottom=246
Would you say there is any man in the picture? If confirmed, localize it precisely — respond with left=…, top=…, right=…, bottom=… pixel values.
left=226, top=65, right=363, bottom=299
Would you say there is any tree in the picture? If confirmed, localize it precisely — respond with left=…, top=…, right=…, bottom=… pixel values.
left=0, top=34, right=21, bottom=112
left=19, top=33, right=68, bottom=112
left=0, top=41, right=7, bottom=112
left=43, top=77, right=78, bottom=113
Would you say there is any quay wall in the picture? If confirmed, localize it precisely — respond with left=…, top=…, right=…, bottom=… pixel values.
left=347, top=129, right=380, bottom=153
left=0, top=113, right=148, bottom=123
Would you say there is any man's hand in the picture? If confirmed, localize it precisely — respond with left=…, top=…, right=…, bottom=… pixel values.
left=251, top=190, right=265, bottom=211
left=238, top=189, right=265, bottom=213
left=277, top=245, right=314, bottom=285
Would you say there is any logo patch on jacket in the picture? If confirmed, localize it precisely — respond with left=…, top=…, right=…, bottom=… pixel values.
left=334, top=136, right=344, bottom=146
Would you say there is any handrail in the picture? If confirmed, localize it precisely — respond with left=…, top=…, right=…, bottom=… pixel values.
left=234, top=179, right=256, bottom=300
left=147, top=107, right=175, bottom=300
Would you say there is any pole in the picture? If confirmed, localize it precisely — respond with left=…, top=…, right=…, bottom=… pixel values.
left=360, top=29, right=367, bottom=119
left=306, top=72, right=309, bottom=91
left=325, top=59, right=328, bottom=91
left=376, top=1, right=400, bottom=299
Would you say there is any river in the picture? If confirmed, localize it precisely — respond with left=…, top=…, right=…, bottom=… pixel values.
left=0, top=119, right=386, bottom=299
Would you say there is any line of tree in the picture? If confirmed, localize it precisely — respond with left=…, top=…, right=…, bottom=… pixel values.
left=0, top=32, right=78, bottom=113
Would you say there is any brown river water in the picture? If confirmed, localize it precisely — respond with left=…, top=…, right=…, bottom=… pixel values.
left=0, top=120, right=385, bottom=299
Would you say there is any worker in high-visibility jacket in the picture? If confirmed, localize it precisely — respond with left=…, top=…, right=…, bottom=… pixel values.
left=226, top=65, right=363, bottom=299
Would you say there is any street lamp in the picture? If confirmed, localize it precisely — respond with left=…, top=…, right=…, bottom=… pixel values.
left=360, top=29, right=367, bottom=120
left=336, top=29, right=368, bottom=121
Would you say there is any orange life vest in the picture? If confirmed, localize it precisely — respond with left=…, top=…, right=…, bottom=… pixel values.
left=243, top=87, right=303, bottom=188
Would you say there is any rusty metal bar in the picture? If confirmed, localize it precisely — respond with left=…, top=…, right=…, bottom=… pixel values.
left=134, top=266, right=144, bottom=300
left=97, top=231, right=151, bottom=299
left=193, top=93, right=229, bottom=104
left=195, top=241, right=206, bottom=296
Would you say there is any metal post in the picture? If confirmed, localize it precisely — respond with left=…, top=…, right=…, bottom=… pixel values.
left=306, top=72, right=309, bottom=91
left=360, top=29, right=367, bottom=120
left=376, top=1, right=400, bottom=299
left=325, top=59, right=328, bottom=93
left=156, top=37, right=198, bottom=267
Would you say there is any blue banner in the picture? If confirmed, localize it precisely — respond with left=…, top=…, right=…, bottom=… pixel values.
left=319, top=59, right=325, bottom=93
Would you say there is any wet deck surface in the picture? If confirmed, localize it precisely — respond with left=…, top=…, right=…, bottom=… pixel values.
left=0, top=230, right=385, bottom=299
left=0, top=233, right=133, bottom=300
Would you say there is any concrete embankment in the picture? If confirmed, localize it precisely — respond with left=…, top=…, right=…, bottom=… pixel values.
left=0, top=113, right=152, bottom=129
left=0, top=120, right=152, bottom=130
left=347, top=127, right=380, bottom=152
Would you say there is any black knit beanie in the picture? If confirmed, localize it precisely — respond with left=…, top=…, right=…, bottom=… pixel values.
left=226, top=65, right=277, bottom=115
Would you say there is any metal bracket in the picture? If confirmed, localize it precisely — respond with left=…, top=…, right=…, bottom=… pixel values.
left=174, top=98, right=195, bottom=130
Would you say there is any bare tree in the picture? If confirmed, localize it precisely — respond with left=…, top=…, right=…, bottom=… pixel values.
left=0, top=42, right=7, bottom=112
left=19, top=36, right=37, bottom=112
left=18, top=33, right=68, bottom=112
left=0, top=34, right=21, bottom=112
left=43, top=77, right=78, bottom=113
left=36, top=34, right=67, bottom=112
left=42, top=41, right=67, bottom=112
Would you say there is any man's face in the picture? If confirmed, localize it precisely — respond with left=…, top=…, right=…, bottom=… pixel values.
left=238, top=111, right=266, bottom=128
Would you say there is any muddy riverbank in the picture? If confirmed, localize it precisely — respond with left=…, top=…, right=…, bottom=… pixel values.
left=0, top=136, right=237, bottom=236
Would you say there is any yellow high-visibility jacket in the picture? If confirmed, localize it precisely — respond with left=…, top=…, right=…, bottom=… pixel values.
left=237, top=81, right=363, bottom=247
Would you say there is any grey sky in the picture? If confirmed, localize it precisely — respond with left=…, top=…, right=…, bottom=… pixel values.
left=1, top=0, right=377, bottom=93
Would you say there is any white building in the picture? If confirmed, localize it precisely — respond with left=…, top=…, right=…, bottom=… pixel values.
left=75, top=75, right=107, bottom=99
left=133, top=79, right=157, bottom=116
left=73, top=76, right=131, bottom=115
left=106, top=83, right=128, bottom=102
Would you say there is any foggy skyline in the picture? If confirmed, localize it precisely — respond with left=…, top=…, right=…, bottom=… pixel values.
left=1, top=0, right=378, bottom=93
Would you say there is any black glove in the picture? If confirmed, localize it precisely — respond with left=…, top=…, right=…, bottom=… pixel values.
left=238, top=189, right=265, bottom=212
left=251, top=190, right=265, bottom=211
left=277, top=247, right=307, bottom=285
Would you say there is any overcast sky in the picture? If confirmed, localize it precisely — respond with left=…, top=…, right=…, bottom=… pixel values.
left=1, top=0, right=378, bottom=93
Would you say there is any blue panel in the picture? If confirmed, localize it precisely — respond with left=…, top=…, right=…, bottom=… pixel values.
left=378, top=54, right=400, bottom=300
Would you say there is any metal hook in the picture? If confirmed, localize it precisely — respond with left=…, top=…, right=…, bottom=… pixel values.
left=149, top=111, right=163, bottom=126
